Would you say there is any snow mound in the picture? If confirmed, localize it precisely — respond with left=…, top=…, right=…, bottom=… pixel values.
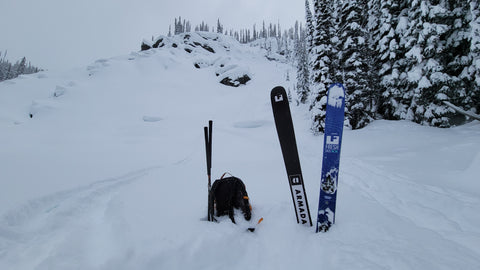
left=141, top=32, right=252, bottom=87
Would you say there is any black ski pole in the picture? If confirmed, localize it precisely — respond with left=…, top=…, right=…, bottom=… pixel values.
left=204, top=120, right=214, bottom=221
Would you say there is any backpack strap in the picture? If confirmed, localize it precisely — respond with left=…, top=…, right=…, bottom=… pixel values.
left=220, top=172, right=233, bottom=179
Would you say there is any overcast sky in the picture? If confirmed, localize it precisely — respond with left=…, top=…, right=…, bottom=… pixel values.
left=1, top=0, right=305, bottom=71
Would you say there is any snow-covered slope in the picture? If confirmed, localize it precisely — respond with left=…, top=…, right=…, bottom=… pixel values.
left=1, top=32, right=479, bottom=270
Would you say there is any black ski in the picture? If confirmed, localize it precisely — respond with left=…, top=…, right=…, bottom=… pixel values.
left=271, top=86, right=312, bottom=226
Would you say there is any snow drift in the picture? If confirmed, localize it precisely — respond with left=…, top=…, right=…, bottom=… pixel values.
left=0, top=32, right=479, bottom=270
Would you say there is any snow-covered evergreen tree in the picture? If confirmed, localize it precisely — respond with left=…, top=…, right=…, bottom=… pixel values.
left=309, top=0, right=334, bottom=133
left=305, top=0, right=315, bottom=53
left=374, top=1, right=409, bottom=120
left=441, top=1, right=471, bottom=123
left=262, top=21, right=267, bottom=38
left=296, top=26, right=310, bottom=104
left=340, top=0, right=375, bottom=129
left=409, top=1, right=458, bottom=127
left=174, top=17, right=182, bottom=35
left=399, top=0, right=426, bottom=123
left=0, top=51, right=41, bottom=82
left=468, top=0, right=480, bottom=114
left=217, top=19, right=223, bottom=34
left=0, top=51, right=5, bottom=81
left=15, top=57, right=27, bottom=77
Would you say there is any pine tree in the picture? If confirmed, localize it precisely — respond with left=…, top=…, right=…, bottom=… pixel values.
left=217, top=19, right=223, bottom=34
left=401, top=0, right=425, bottom=123
left=305, top=0, right=315, bottom=53
left=310, top=0, right=334, bottom=133
left=174, top=17, right=182, bottom=34
left=262, top=21, right=267, bottom=38
left=0, top=51, right=5, bottom=81
left=340, top=0, right=375, bottom=129
left=470, top=0, right=480, bottom=114
left=16, top=57, right=27, bottom=76
left=374, top=0, right=410, bottom=120
left=389, top=1, right=413, bottom=121
left=296, top=26, right=311, bottom=104
left=408, top=0, right=457, bottom=127
left=442, top=1, right=472, bottom=123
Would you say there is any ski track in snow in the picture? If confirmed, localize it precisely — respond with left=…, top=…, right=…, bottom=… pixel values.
left=343, top=158, right=480, bottom=254
left=0, top=165, right=163, bottom=269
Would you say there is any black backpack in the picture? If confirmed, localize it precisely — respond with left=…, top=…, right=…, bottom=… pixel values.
left=209, top=174, right=251, bottom=223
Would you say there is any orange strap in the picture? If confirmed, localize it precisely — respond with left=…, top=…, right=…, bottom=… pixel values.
left=257, top=217, right=264, bottom=225
left=220, top=172, right=233, bottom=179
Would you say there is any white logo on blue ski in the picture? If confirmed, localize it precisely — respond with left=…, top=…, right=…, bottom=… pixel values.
left=326, top=135, right=340, bottom=153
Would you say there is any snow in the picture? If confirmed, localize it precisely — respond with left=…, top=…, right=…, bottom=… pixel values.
left=327, top=84, right=345, bottom=108
left=1, top=32, right=480, bottom=270
left=418, top=76, right=432, bottom=89
left=406, top=45, right=423, bottom=64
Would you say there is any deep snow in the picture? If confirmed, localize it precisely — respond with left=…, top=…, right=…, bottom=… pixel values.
left=1, top=32, right=479, bottom=270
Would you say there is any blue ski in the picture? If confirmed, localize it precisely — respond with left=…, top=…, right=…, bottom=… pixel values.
left=316, top=83, right=346, bottom=232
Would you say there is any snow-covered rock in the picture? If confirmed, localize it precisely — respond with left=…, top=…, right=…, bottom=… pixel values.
left=141, top=32, right=252, bottom=87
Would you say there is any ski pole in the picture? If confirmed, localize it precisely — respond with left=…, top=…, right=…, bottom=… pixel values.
left=204, top=120, right=213, bottom=221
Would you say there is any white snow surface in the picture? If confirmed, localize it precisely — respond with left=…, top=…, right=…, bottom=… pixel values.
left=327, top=84, right=345, bottom=108
left=1, top=33, right=480, bottom=270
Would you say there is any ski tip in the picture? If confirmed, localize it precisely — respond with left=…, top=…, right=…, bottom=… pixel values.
left=271, top=86, right=285, bottom=92
left=271, top=86, right=286, bottom=96
left=271, top=86, right=287, bottom=105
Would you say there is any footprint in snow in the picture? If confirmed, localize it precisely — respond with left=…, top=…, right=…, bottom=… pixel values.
left=142, top=116, right=163, bottom=122
left=233, top=120, right=269, bottom=129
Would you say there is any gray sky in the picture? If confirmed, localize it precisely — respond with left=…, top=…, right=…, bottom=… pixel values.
left=1, top=0, right=305, bottom=71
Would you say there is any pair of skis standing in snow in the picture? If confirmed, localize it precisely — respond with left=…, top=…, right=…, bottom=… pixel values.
left=205, top=84, right=346, bottom=233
